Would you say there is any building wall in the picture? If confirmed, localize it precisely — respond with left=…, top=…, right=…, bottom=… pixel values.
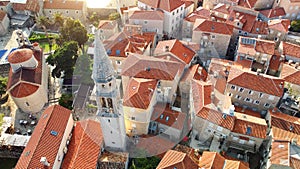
left=193, top=117, right=231, bottom=142
left=285, top=55, right=300, bottom=63
left=129, top=18, right=163, bottom=36
left=109, top=56, right=127, bottom=75
left=273, top=0, right=300, bottom=19
left=0, top=14, right=9, bottom=36
left=227, top=132, right=264, bottom=153
left=182, top=20, right=193, bottom=39
left=225, top=83, right=281, bottom=113
left=184, top=4, right=194, bottom=17
left=44, top=9, right=86, bottom=22
left=99, top=25, right=118, bottom=40
left=267, top=29, right=286, bottom=44
left=53, top=115, right=74, bottom=169
left=254, top=0, right=274, bottom=10
left=192, top=31, right=231, bottom=57
left=157, top=123, right=181, bottom=141
left=124, top=87, right=157, bottom=135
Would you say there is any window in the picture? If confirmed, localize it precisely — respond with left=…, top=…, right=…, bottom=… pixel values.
left=248, top=90, right=253, bottom=95
left=116, top=50, right=121, bottom=56
left=239, top=139, right=245, bottom=144
left=211, top=35, right=216, bottom=39
left=112, top=142, right=115, bottom=144
left=244, top=98, right=252, bottom=103
left=116, top=60, right=121, bottom=65
left=49, top=10, right=52, bottom=13
left=231, top=85, right=236, bottom=90
left=228, top=93, right=233, bottom=97
left=102, top=84, right=105, bottom=88
left=264, top=103, right=270, bottom=108
left=177, top=9, right=179, bottom=13
left=108, top=119, right=110, bottom=123
left=166, top=116, right=169, bottom=121
left=235, top=95, right=242, bottom=100
left=76, top=10, right=79, bottom=14
left=144, top=20, right=148, bottom=24
left=160, top=114, right=164, bottom=119
left=25, top=102, right=30, bottom=106
left=254, top=100, right=260, bottom=105
left=259, top=93, right=263, bottom=98
left=239, top=87, right=244, bottom=92
left=181, top=6, right=183, bottom=11
left=107, top=49, right=112, bottom=55
left=217, top=126, right=223, bottom=132
left=66, top=10, right=69, bottom=14
left=172, top=12, right=175, bottom=15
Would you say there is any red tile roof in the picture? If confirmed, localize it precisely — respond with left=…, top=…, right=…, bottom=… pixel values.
left=44, top=0, right=84, bottom=10
left=268, top=19, right=290, bottom=33
left=280, top=63, right=300, bottom=86
left=238, top=0, right=257, bottom=8
left=15, top=105, right=72, bottom=169
left=62, top=119, right=103, bottom=169
left=129, top=10, right=164, bottom=20
left=191, top=79, right=212, bottom=113
left=270, top=109, right=300, bottom=135
left=8, top=48, right=33, bottom=64
left=282, top=42, right=300, bottom=59
left=260, top=7, right=286, bottom=19
left=194, top=19, right=234, bottom=35
left=98, top=20, right=117, bottom=29
left=139, top=0, right=184, bottom=12
left=154, top=39, right=196, bottom=64
left=270, top=140, right=290, bottom=167
left=199, top=151, right=225, bottom=169
left=123, top=78, right=157, bottom=109
left=0, top=1, right=9, bottom=6
left=157, top=150, right=198, bottom=169
left=233, top=112, right=267, bottom=139
left=104, top=32, right=155, bottom=57
left=272, top=127, right=300, bottom=145
left=10, top=82, right=39, bottom=98
left=181, top=64, right=207, bottom=82
left=269, top=51, right=282, bottom=71
left=7, top=49, right=43, bottom=98
left=152, top=103, right=186, bottom=130
left=290, top=157, right=300, bottom=169
left=237, top=37, right=275, bottom=56
left=213, top=3, right=231, bottom=14
left=224, top=159, right=249, bottom=169
left=236, top=56, right=252, bottom=69
left=197, top=106, right=236, bottom=130
left=12, top=0, right=40, bottom=12
left=184, top=7, right=210, bottom=22
left=121, top=53, right=184, bottom=80
left=227, top=67, right=284, bottom=97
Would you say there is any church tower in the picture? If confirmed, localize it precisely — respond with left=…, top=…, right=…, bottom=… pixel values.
left=92, top=30, right=126, bottom=151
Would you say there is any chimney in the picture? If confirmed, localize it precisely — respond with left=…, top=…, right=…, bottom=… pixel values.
left=40, top=157, right=50, bottom=167
left=257, top=69, right=262, bottom=75
left=295, top=62, right=300, bottom=69
left=236, top=12, right=240, bottom=18
left=288, top=60, right=293, bottom=65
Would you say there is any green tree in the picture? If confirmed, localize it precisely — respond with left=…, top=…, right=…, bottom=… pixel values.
left=0, top=76, right=8, bottom=97
left=60, top=18, right=88, bottom=52
left=53, top=12, right=64, bottom=28
left=73, top=54, right=93, bottom=85
left=59, top=93, right=73, bottom=110
left=108, top=12, right=120, bottom=20
left=36, top=15, right=51, bottom=29
left=291, top=20, right=300, bottom=32
left=129, top=149, right=161, bottom=169
left=46, top=41, right=79, bottom=79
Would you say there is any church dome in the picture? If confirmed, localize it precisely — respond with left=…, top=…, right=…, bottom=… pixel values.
left=8, top=48, right=33, bottom=64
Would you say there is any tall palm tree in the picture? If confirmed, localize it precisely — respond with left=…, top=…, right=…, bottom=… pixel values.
left=36, top=15, right=52, bottom=52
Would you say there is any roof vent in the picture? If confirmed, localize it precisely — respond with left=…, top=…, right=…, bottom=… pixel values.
left=40, top=157, right=50, bottom=167
left=288, top=60, right=293, bottom=65
left=290, top=125, right=294, bottom=131
left=164, top=45, right=169, bottom=52
left=145, top=67, right=151, bottom=71
left=278, top=144, right=285, bottom=148
left=132, top=86, right=136, bottom=90
left=246, top=126, right=252, bottom=135
left=222, top=113, right=227, bottom=119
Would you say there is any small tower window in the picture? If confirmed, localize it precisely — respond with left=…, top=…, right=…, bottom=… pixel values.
left=102, top=84, right=105, bottom=88
left=109, top=83, right=112, bottom=87
left=25, top=102, right=30, bottom=106
left=116, top=50, right=121, bottom=56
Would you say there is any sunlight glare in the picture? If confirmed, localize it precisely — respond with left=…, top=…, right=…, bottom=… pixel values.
left=86, top=0, right=113, bottom=8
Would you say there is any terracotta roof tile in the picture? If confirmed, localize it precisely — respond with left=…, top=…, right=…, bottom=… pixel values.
left=270, top=140, right=290, bottom=166
left=139, top=0, right=184, bottom=12
left=270, top=109, right=300, bottom=135
left=154, top=39, right=196, bottom=64
left=184, top=7, right=210, bottom=22
left=272, top=127, right=300, bottom=146
left=238, top=0, right=257, bottom=8
left=7, top=49, right=43, bottom=97
left=62, top=119, right=103, bottom=169
left=105, top=32, right=155, bottom=57
left=280, top=63, right=300, bottom=85
left=121, top=53, right=184, bottom=80
left=224, top=159, right=249, bottom=169
left=290, top=157, right=300, bottom=169
left=233, top=112, right=267, bottom=139
left=130, top=10, right=164, bottom=20
left=250, top=20, right=268, bottom=35
left=268, top=19, right=290, bottom=33
left=213, top=3, right=231, bottom=14
left=12, top=0, right=40, bottom=12
left=260, top=7, right=286, bottom=18
left=269, top=52, right=282, bottom=71
left=157, top=150, right=198, bottom=169
left=10, top=82, right=39, bottom=98
left=282, top=42, right=300, bottom=59
left=0, top=1, right=9, bottom=6
left=196, top=106, right=236, bottom=130
left=8, top=48, right=33, bottom=64
left=227, top=67, right=284, bottom=97
left=199, top=151, right=225, bottom=169
left=191, top=79, right=212, bottom=113
left=194, top=19, right=234, bottom=35
left=123, top=78, right=157, bottom=109
left=181, top=64, right=207, bottom=82
left=15, top=105, right=72, bottom=169
left=98, top=20, right=117, bottom=29
left=236, top=56, right=252, bottom=69
left=152, top=103, right=186, bottom=130
left=237, top=37, right=275, bottom=56
left=44, top=0, right=83, bottom=10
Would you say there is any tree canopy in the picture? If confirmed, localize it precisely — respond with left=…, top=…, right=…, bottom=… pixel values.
left=0, top=76, right=8, bottom=96
left=108, top=12, right=120, bottom=20
left=46, top=41, right=79, bottom=79
left=59, top=18, right=88, bottom=50
left=290, top=20, right=300, bottom=32
left=59, top=93, right=73, bottom=110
